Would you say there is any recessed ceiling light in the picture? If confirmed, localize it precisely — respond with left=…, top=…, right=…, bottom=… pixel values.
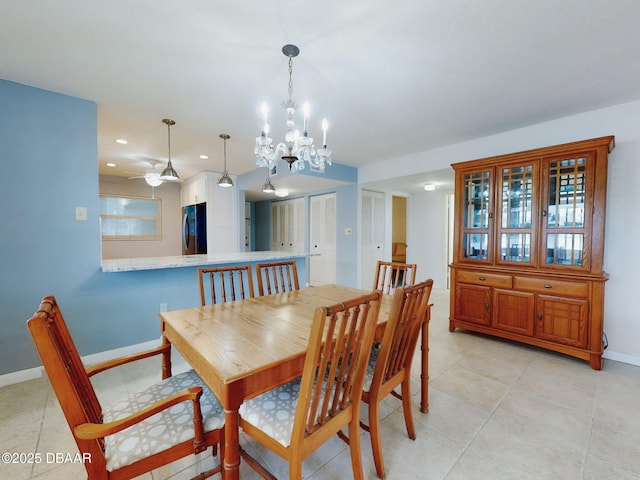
left=424, top=183, right=436, bottom=191
left=115, top=138, right=128, bottom=144
left=106, top=162, right=116, bottom=167
left=275, top=189, right=289, bottom=197
left=199, top=155, right=209, bottom=159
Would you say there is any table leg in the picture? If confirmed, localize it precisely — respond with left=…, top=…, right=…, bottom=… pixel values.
left=160, top=332, right=172, bottom=380
left=420, top=306, right=431, bottom=413
left=223, top=407, right=241, bottom=480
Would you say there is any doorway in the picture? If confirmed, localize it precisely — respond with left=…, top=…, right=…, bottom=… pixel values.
left=309, top=193, right=337, bottom=285
left=361, top=190, right=385, bottom=288
left=391, top=196, right=407, bottom=263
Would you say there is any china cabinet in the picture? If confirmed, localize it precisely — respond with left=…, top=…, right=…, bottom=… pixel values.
left=449, top=136, right=614, bottom=369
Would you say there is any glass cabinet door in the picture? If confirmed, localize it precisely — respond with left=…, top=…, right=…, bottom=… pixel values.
left=461, top=170, right=492, bottom=261
left=541, top=155, right=593, bottom=269
left=496, top=164, right=537, bottom=265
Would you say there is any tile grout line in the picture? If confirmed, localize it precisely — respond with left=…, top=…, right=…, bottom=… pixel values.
left=440, top=354, right=534, bottom=480
left=29, top=382, right=49, bottom=479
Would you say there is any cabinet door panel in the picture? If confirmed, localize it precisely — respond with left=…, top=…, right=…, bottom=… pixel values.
left=459, top=169, right=493, bottom=263
left=496, top=163, right=538, bottom=266
left=454, top=284, right=491, bottom=326
left=536, top=295, right=588, bottom=348
left=540, top=154, right=594, bottom=271
left=493, top=289, right=535, bottom=335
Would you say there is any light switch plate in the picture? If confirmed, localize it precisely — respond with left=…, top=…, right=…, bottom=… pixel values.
left=75, top=206, right=88, bottom=221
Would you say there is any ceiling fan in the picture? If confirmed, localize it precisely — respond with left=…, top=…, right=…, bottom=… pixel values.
left=125, top=159, right=165, bottom=187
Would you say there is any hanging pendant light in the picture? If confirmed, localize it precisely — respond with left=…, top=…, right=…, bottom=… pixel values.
left=160, top=118, right=179, bottom=180
left=261, top=170, right=275, bottom=193
left=217, top=134, right=234, bottom=187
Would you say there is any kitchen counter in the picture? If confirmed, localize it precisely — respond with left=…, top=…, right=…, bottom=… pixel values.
left=101, top=251, right=316, bottom=273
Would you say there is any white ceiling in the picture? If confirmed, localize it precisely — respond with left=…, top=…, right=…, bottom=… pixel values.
left=3, top=0, right=640, bottom=199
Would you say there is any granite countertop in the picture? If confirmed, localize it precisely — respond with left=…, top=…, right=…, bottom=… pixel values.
left=101, top=251, right=316, bottom=273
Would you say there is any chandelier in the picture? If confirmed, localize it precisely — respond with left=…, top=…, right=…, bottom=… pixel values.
left=255, top=44, right=332, bottom=173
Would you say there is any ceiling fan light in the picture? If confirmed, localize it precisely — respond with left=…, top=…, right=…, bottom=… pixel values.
left=145, top=173, right=163, bottom=187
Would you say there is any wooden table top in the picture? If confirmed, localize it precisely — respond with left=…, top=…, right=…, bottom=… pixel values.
left=160, top=284, right=392, bottom=385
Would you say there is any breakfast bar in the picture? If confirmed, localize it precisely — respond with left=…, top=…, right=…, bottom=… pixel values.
left=101, top=251, right=316, bottom=273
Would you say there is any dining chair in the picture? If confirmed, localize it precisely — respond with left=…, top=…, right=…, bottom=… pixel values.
left=372, top=260, right=417, bottom=294
left=198, top=265, right=254, bottom=306
left=238, top=291, right=382, bottom=480
left=27, top=295, right=225, bottom=480
left=255, top=260, right=300, bottom=295
left=361, top=279, right=434, bottom=479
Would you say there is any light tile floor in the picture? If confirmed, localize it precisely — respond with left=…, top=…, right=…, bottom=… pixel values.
left=2, top=288, right=639, bottom=479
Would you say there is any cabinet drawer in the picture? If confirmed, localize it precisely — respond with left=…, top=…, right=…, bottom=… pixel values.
left=456, top=271, right=512, bottom=288
left=514, top=277, right=589, bottom=297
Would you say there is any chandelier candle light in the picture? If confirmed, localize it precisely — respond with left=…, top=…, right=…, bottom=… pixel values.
left=255, top=44, right=332, bottom=173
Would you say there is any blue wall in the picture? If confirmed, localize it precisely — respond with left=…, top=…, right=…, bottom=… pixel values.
left=0, top=79, right=342, bottom=375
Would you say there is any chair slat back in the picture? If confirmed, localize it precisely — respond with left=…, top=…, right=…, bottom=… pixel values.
left=199, top=265, right=254, bottom=306
left=292, top=291, right=381, bottom=442
left=255, top=261, right=300, bottom=296
left=372, top=279, right=433, bottom=390
left=26, top=296, right=104, bottom=450
left=373, top=260, right=417, bottom=294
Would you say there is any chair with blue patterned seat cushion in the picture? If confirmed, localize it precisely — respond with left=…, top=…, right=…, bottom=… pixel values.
left=238, top=291, right=382, bottom=480
left=198, top=265, right=255, bottom=306
left=27, top=295, right=225, bottom=480
left=373, top=260, right=417, bottom=295
left=361, top=279, right=433, bottom=479
left=255, top=261, right=300, bottom=296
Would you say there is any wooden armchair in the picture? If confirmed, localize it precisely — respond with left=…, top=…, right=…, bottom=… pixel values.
left=26, top=296, right=224, bottom=480
left=361, top=279, right=433, bottom=478
left=198, top=265, right=254, bottom=305
left=238, top=291, right=382, bottom=480
left=255, top=260, right=300, bottom=296
left=372, top=260, right=417, bottom=294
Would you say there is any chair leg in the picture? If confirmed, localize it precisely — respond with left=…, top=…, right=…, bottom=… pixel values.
left=368, top=401, right=386, bottom=479
left=348, top=418, right=366, bottom=480
left=289, top=460, right=303, bottom=480
left=400, top=379, right=416, bottom=440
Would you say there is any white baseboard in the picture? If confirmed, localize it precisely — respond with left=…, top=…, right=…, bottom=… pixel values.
left=603, top=350, right=640, bottom=367
left=81, top=338, right=162, bottom=367
left=0, top=366, right=44, bottom=388
left=0, top=338, right=162, bottom=388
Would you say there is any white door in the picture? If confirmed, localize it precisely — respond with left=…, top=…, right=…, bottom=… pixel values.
left=361, top=190, right=385, bottom=289
left=288, top=198, right=305, bottom=253
left=244, top=202, right=251, bottom=251
left=310, top=193, right=337, bottom=285
left=271, top=198, right=305, bottom=252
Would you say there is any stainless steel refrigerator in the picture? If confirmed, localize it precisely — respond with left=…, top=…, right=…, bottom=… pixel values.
left=182, top=202, right=207, bottom=255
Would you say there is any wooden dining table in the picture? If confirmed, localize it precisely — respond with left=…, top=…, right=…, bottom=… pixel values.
left=159, top=284, right=431, bottom=480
